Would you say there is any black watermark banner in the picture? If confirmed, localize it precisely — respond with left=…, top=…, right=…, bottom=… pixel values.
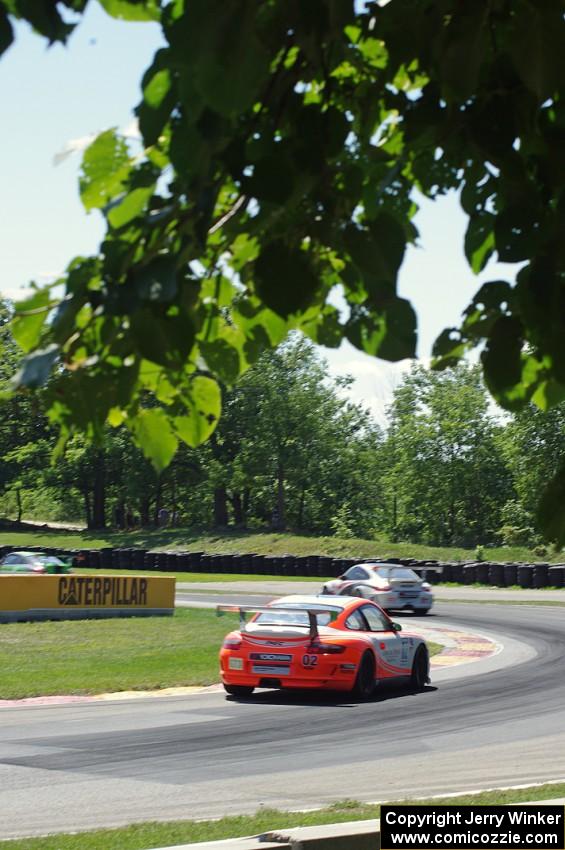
left=381, top=805, right=565, bottom=850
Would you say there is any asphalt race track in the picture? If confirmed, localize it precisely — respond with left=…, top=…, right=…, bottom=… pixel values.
left=0, top=600, right=564, bottom=839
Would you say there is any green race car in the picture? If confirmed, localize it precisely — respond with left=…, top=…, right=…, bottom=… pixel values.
left=0, top=551, right=73, bottom=574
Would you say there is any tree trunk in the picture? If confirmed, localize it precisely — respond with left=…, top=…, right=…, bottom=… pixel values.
left=140, top=497, right=151, bottom=527
left=91, top=452, right=106, bottom=529
left=15, top=488, right=23, bottom=524
left=242, top=487, right=250, bottom=527
left=231, top=492, right=244, bottom=526
left=272, top=463, right=286, bottom=530
left=153, top=479, right=163, bottom=525
left=391, top=495, right=398, bottom=541
left=214, top=486, right=229, bottom=527
left=297, top=485, right=305, bottom=529
left=83, top=487, right=92, bottom=529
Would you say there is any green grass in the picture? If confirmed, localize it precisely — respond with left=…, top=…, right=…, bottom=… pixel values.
left=3, top=784, right=565, bottom=849
left=446, top=598, right=565, bottom=607
left=0, top=527, right=557, bottom=563
left=0, top=607, right=442, bottom=700
left=0, top=608, right=239, bottom=699
left=75, top=568, right=323, bottom=583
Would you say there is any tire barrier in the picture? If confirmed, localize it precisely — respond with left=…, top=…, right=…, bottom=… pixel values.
left=475, top=562, right=490, bottom=584
left=462, top=563, right=477, bottom=584
left=3, top=543, right=565, bottom=588
left=518, top=564, right=535, bottom=588
left=533, top=563, right=549, bottom=588
left=504, top=563, right=518, bottom=586
left=548, top=564, right=565, bottom=587
left=488, top=563, right=505, bottom=586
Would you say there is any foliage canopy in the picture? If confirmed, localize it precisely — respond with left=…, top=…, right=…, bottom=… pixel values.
left=3, top=0, right=565, bottom=537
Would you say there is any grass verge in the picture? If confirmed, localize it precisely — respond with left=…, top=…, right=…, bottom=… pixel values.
left=0, top=609, right=442, bottom=700
left=0, top=527, right=554, bottom=564
left=3, top=784, right=565, bottom=849
left=0, top=608, right=441, bottom=699
left=0, top=608, right=238, bottom=699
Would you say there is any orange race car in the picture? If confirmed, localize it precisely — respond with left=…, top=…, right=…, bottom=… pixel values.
left=218, top=594, right=430, bottom=700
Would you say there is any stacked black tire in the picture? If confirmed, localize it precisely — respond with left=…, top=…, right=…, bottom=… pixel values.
left=5, top=542, right=565, bottom=588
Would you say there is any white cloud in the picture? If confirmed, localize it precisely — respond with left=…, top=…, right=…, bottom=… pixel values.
left=322, top=343, right=415, bottom=426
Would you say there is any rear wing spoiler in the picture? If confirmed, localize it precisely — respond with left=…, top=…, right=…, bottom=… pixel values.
left=216, top=605, right=338, bottom=642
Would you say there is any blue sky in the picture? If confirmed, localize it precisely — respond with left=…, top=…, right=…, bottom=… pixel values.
left=0, top=5, right=515, bottom=422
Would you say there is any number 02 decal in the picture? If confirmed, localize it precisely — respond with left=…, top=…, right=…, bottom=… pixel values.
left=302, top=654, right=318, bottom=668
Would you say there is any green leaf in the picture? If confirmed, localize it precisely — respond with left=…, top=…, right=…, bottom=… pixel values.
left=0, top=6, right=14, bottom=55
left=344, top=213, right=406, bottom=285
left=230, top=233, right=260, bottom=271
left=532, top=379, right=565, bottom=412
left=12, top=289, right=52, bottom=352
left=345, top=305, right=386, bottom=356
left=481, top=316, right=526, bottom=408
left=137, top=49, right=176, bottom=146
left=440, top=7, right=488, bottom=99
left=107, top=186, right=153, bottom=228
left=464, top=213, right=496, bottom=274
left=175, top=374, right=221, bottom=447
left=494, top=201, right=541, bottom=264
left=193, top=6, right=271, bottom=117
left=431, top=328, right=467, bottom=369
left=301, top=305, right=342, bottom=348
left=461, top=280, right=513, bottom=339
left=130, top=408, right=179, bottom=472
left=133, top=256, right=177, bottom=302
left=254, top=242, right=320, bottom=318
left=378, top=296, right=417, bottom=361
left=537, top=460, right=565, bottom=545
left=13, top=344, right=59, bottom=389
left=508, top=0, right=565, bottom=100
left=97, top=0, right=160, bottom=22
left=5, top=0, right=77, bottom=43
left=244, top=152, right=296, bottom=204
left=346, top=295, right=416, bottom=361
left=200, top=338, right=241, bottom=385
left=79, top=129, right=131, bottom=212
left=130, top=306, right=193, bottom=367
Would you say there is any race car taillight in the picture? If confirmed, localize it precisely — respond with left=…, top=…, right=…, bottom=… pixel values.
left=309, top=642, right=346, bottom=655
left=32, top=566, right=46, bottom=573
left=222, top=636, right=242, bottom=650
left=422, top=582, right=432, bottom=592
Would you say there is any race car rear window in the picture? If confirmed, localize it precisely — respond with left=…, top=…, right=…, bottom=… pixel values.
left=256, top=604, right=340, bottom=627
left=375, top=567, right=420, bottom=580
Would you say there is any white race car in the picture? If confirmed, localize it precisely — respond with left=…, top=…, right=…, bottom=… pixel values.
left=322, top=562, right=433, bottom=615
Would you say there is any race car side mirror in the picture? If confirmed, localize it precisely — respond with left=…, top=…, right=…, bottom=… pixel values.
left=391, top=622, right=402, bottom=632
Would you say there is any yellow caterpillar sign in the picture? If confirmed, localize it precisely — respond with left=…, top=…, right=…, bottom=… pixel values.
left=0, top=575, right=175, bottom=622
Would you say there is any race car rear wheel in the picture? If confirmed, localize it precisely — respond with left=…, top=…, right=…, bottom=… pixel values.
left=414, top=607, right=428, bottom=615
left=410, top=646, right=429, bottom=690
left=352, top=651, right=376, bottom=700
left=224, top=684, right=254, bottom=697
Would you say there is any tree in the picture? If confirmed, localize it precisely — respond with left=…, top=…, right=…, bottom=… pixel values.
left=3, top=1, right=565, bottom=536
left=380, top=363, right=513, bottom=547
left=208, top=335, right=383, bottom=533
left=498, top=404, right=565, bottom=542
left=0, top=300, right=53, bottom=521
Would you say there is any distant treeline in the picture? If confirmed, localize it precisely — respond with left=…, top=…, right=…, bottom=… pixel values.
left=1, top=305, right=564, bottom=547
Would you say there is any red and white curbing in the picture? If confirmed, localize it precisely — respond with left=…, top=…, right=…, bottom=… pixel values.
left=411, top=623, right=502, bottom=668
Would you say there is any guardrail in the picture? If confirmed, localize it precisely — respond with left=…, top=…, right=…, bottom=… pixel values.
left=1, top=544, right=563, bottom=588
